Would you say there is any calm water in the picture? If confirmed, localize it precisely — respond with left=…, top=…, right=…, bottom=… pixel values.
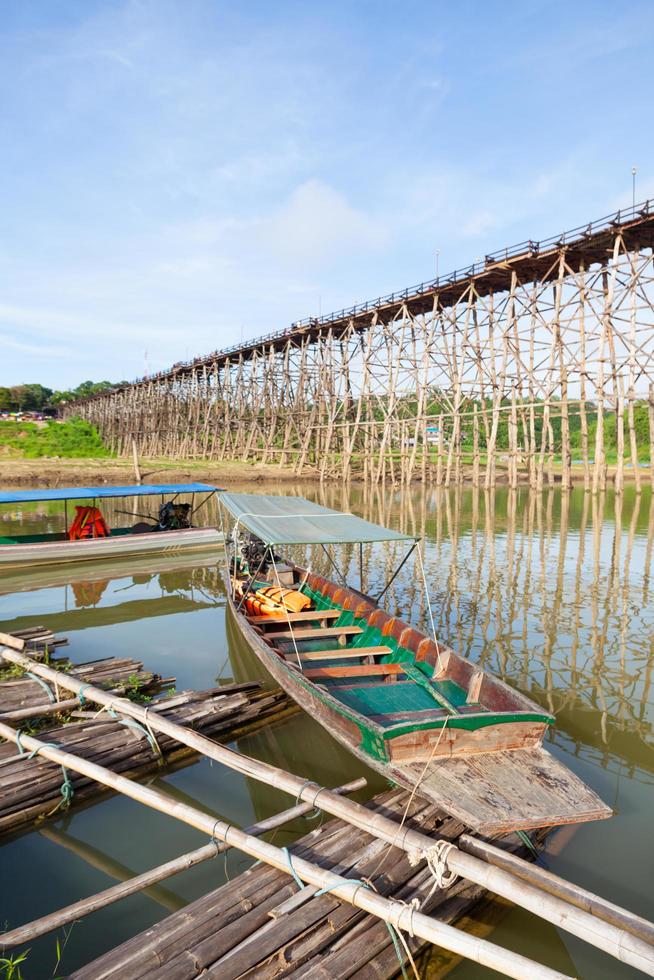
left=0, top=484, right=652, bottom=979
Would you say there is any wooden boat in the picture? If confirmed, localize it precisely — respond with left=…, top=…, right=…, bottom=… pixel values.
left=0, top=483, right=223, bottom=569
left=220, top=492, right=612, bottom=835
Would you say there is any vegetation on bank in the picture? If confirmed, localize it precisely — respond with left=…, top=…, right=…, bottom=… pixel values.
left=389, top=392, right=653, bottom=461
left=0, top=380, right=124, bottom=412
left=0, top=418, right=111, bottom=458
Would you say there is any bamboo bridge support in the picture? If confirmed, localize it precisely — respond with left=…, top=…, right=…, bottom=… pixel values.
left=66, top=202, right=654, bottom=489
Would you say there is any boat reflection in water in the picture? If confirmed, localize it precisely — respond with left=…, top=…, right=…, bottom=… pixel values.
left=0, top=552, right=224, bottom=636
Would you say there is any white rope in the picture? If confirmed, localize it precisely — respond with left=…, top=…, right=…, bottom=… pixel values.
left=415, top=542, right=444, bottom=674
left=271, top=558, right=303, bottom=671
left=425, top=840, right=458, bottom=891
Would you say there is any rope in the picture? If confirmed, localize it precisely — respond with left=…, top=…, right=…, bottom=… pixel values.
left=282, top=847, right=305, bottom=890
left=272, top=558, right=303, bottom=671
left=415, top=543, right=444, bottom=674
left=368, top=716, right=451, bottom=883
left=293, top=779, right=322, bottom=820
left=517, top=829, right=540, bottom=861
left=282, top=850, right=420, bottom=980
left=142, top=707, right=163, bottom=760
left=15, top=734, right=74, bottom=811
left=118, top=717, right=162, bottom=758
left=425, top=840, right=458, bottom=891
left=77, top=684, right=91, bottom=706
left=25, top=672, right=55, bottom=703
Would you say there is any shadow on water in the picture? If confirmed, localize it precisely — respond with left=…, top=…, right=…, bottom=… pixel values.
left=0, top=485, right=651, bottom=978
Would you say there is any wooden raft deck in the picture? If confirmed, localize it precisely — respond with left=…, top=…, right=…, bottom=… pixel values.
left=0, top=651, right=298, bottom=834
left=71, top=788, right=549, bottom=980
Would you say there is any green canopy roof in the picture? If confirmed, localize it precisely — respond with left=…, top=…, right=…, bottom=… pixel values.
left=219, top=492, right=416, bottom=547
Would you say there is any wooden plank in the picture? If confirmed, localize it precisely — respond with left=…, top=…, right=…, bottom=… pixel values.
left=0, top=632, right=25, bottom=652
left=304, top=664, right=404, bottom=680
left=247, top=610, right=341, bottom=625
left=395, top=747, right=613, bottom=835
left=286, top=646, right=392, bottom=663
left=369, top=708, right=448, bottom=722
left=269, top=626, right=363, bottom=643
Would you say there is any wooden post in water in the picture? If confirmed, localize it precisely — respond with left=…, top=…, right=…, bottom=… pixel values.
left=131, top=438, right=142, bottom=485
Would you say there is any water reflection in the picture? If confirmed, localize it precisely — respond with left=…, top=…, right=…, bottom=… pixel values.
left=271, top=484, right=654, bottom=781
left=0, top=485, right=652, bottom=978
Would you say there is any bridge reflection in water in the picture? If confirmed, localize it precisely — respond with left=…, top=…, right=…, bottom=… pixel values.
left=243, top=483, right=653, bottom=785
left=0, top=484, right=652, bottom=978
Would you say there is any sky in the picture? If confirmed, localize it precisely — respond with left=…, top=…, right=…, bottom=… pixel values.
left=1, top=0, right=654, bottom=389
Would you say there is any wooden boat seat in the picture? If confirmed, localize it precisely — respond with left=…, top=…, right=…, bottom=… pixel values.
left=281, top=646, right=393, bottom=663
left=247, top=609, right=341, bottom=626
left=304, top=663, right=404, bottom=680
left=269, top=626, right=363, bottom=645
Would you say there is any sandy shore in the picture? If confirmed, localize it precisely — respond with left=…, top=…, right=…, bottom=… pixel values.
left=0, top=457, right=317, bottom=489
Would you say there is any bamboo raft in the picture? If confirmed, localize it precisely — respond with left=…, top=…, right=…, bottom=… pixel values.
left=2, top=638, right=654, bottom=979
left=69, top=788, right=550, bottom=980
left=0, top=636, right=294, bottom=835
left=0, top=652, right=166, bottom=719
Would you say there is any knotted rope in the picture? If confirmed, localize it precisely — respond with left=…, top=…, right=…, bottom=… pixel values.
left=424, top=839, right=458, bottom=898
left=94, top=699, right=163, bottom=760
left=282, top=848, right=420, bottom=980
left=293, top=779, right=323, bottom=820
left=16, top=732, right=74, bottom=812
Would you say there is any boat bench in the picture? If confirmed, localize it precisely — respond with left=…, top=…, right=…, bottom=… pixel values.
left=248, top=609, right=341, bottom=626
left=304, top=663, right=406, bottom=680
left=269, top=626, right=363, bottom=646
left=280, top=646, right=392, bottom=663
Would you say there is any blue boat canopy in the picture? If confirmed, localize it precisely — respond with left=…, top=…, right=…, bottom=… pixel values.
left=219, top=492, right=416, bottom=546
left=0, top=484, right=220, bottom=505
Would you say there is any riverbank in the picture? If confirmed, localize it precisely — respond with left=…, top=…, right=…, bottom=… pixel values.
left=0, top=455, right=649, bottom=489
left=0, top=457, right=316, bottom=488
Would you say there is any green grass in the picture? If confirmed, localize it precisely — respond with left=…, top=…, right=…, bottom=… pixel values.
left=0, top=417, right=111, bottom=458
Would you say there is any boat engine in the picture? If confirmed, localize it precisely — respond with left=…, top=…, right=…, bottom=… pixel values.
left=239, top=534, right=279, bottom=575
left=158, top=501, right=191, bottom=531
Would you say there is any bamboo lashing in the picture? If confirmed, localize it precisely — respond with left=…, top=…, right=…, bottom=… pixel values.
left=0, top=720, right=569, bottom=980
left=1, top=640, right=654, bottom=975
left=0, top=777, right=366, bottom=948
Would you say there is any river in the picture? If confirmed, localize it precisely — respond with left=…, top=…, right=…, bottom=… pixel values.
left=0, top=483, right=652, bottom=978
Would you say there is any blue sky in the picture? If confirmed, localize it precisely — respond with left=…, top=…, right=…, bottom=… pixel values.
left=1, top=0, right=653, bottom=389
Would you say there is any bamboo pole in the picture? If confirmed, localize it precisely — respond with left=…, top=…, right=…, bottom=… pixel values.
left=0, top=778, right=366, bottom=949
left=130, top=438, right=142, bottom=485
left=0, top=722, right=568, bottom=980
left=0, top=696, right=81, bottom=721
left=459, top=835, right=654, bottom=946
left=2, top=642, right=654, bottom=975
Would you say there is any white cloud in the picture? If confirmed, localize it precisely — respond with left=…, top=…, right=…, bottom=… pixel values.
left=261, top=179, right=387, bottom=264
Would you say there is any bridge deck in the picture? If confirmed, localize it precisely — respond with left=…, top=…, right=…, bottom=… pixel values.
left=70, top=200, right=654, bottom=397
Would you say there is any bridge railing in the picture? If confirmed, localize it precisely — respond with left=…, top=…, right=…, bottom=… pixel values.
left=72, top=198, right=654, bottom=399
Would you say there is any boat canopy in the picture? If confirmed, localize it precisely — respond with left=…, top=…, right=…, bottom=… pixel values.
left=0, top=484, right=219, bottom=505
left=219, top=492, right=416, bottom=546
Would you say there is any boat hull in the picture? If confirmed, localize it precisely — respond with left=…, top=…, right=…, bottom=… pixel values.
left=0, top=527, right=224, bottom=569
left=227, top=585, right=612, bottom=834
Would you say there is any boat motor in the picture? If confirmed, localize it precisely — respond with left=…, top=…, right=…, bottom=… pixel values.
left=158, top=501, right=191, bottom=531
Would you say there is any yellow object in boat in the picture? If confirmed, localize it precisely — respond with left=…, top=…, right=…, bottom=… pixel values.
left=255, top=586, right=311, bottom=614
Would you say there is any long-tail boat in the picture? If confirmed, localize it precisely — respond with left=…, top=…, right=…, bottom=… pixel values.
left=0, top=484, right=223, bottom=569
left=220, top=491, right=611, bottom=835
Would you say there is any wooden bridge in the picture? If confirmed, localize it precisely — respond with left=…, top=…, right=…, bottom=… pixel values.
left=68, top=201, right=654, bottom=488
